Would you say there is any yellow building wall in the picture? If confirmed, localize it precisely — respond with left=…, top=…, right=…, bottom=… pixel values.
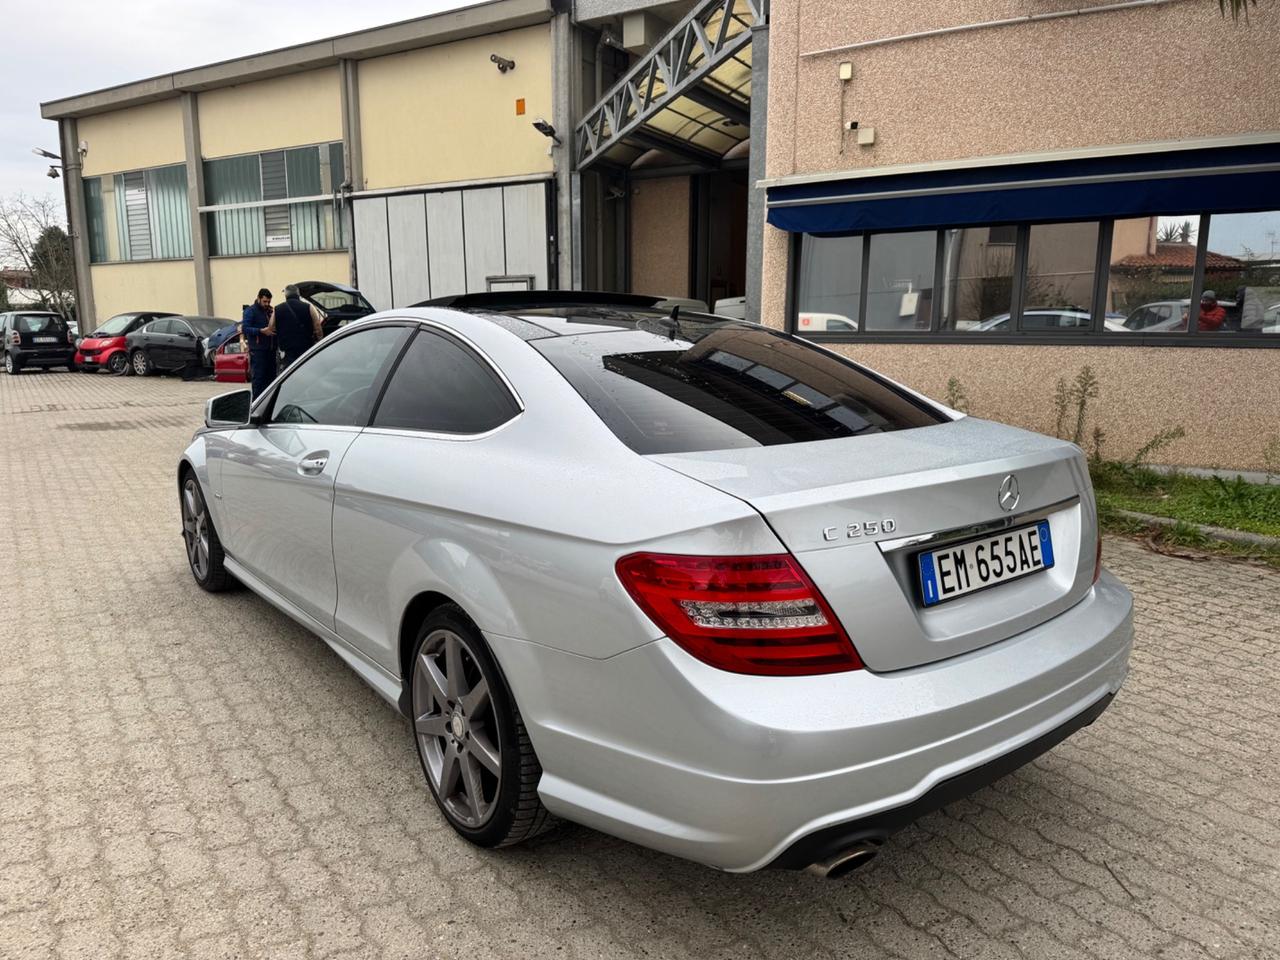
left=198, top=68, right=342, bottom=159
left=358, top=24, right=553, bottom=189
left=78, top=100, right=186, bottom=177
left=209, top=253, right=350, bottom=319
left=89, top=261, right=198, bottom=322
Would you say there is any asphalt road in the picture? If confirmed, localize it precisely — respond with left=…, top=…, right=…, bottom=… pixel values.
left=1, top=370, right=1277, bottom=960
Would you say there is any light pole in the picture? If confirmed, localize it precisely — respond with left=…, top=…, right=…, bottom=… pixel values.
left=32, top=146, right=79, bottom=326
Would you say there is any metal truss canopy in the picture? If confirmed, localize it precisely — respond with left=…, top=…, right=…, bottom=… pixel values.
left=576, top=0, right=764, bottom=172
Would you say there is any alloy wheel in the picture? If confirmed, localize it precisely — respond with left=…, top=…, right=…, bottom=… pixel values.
left=3, top=353, right=12, bottom=374
left=132, top=351, right=149, bottom=376
left=412, top=629, right=501, bottom=828
left=108, top=352, right=129, bottom=375
left=181, top=478, right=210, bottom=580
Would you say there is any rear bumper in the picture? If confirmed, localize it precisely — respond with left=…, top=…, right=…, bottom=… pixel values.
left=490, top=569, right=1133, bottom=872
left=13, top=347, right=75, bottom=367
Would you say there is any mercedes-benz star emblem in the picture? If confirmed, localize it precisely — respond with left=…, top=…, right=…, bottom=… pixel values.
left=998, top=474, right=1020, bottom=512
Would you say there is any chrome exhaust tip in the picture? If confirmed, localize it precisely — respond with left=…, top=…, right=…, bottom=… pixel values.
left=805, top=841, right=880, bottom=880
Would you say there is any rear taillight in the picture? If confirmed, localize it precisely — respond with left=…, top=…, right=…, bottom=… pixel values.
left=1093, top=533, right=1103, bottom=584
left=615, top=552, right=862, bottom=676
left=67, top=330, right=74, bottom=344
left=7, top=331, right=17, bottom=347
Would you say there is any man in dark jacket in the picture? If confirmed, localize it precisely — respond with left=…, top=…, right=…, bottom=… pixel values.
left=274, top=284, right=326, bottom=370
left=242, top=288, right=276, bottom=399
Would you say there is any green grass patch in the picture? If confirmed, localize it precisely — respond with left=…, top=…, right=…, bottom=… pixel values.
left=1096, top=499, right=1280, bottom=569
left=1091, top=463, right=1280, bottom=538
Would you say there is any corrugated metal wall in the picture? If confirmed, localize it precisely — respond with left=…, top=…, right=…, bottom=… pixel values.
left=146, top=165, right=192, bottom=259
left=206, top=154, right=264, bottom=257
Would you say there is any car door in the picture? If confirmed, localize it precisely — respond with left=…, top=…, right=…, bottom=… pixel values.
left=332, top=325, right=523, bottom=671
left=168, top=318, right=198, bottom=366
left=215, top=323, right=410, bottom=627
left=139, top=318, right=173, bottom=365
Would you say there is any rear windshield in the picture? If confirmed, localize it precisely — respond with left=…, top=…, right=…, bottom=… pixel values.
left=533, top=324, right=946, bottom=455
left=15, top=314, right=66, bottom=334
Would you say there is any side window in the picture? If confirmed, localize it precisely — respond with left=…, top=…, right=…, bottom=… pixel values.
left=173, top=320, right=194, bottom=338
left=150, top=319, right=174, bottom=335
left=372, top=328, right=520, bottom=434
left=269, top=326, right=405, bottom=427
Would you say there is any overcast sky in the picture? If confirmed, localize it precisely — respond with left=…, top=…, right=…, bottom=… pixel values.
left=0, top=0, right=463, bottom=201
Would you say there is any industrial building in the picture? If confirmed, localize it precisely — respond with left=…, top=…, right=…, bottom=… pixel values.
left=40, top=0, right=1280, bottom=469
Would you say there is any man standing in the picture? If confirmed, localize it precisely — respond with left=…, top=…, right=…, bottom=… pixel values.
left=242, top=288, right=276, bottom=399
left=1198, top=290, right=1226, bottom=332
left=273, top=284, right=326, bottom=370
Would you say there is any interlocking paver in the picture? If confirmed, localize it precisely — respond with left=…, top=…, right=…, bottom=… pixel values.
left=1, top=369, right=1278, bottom=959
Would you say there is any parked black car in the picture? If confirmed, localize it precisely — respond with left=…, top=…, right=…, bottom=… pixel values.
left=125, top=315, right=227, bottom=377
left=76, top=311, right=179, bottom=374
left=295, top=280, right=377, bottom=336
left=1, top=311, right=76, bottom=374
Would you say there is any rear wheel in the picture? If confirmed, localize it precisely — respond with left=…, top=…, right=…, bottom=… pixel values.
left=410, top=605, right=553, bottom=848
left=108, top=352, right=130, bottom=375
left=181, top=473, right=230, bottom=592
left=2, top=353, right=15, bottom=375
left=131, top=350, right=153, bottom=376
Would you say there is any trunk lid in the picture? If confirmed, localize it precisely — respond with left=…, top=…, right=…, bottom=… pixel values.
left=650, top=417, right=1097, bottom=672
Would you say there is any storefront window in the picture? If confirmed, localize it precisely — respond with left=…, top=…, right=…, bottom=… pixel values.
left=1022, top=222, right=1098, bottom=332
left=865, top=231, right=935, bottom=331
left=939, top=227, right=1014, bottom=332
left=1104, top=215, right=1198, bottom=333
left=1204, top=211, right=1280, bottom=334
left=796, top=234, right=862, bottom=334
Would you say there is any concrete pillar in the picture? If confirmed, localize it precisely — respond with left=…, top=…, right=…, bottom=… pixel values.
left=745, top=22, right=770, bottom=325
left=340, top=59, right=364, bottom=289
left=551, top=11, right=574, bottom=290
left=58, top=119, right=95, bottom=328
left=180, top=93, right=213, bottom=316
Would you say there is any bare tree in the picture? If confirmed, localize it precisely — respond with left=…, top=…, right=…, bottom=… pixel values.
left=0, top=194, right=76, bottom=319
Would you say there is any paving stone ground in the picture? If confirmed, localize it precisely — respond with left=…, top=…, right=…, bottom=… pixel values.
left=1, top=369, right=1277, bottom=960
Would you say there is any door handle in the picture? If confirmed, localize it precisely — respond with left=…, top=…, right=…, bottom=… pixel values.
left=298, top=452, right=330, bottom=476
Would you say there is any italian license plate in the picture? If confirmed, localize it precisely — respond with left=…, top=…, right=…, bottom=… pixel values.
left=918, top=521, right=1054, bottom=607
left=34, top=336, right=57, bottom=343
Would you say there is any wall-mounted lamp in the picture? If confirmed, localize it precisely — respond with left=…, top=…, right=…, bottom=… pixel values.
left=490, top=53, right=516, bottom=73
left=532, top=118, right=561, bottom=146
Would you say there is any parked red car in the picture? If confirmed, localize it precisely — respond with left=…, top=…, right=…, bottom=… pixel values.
left=76, top=311, right=177, bottom=374
left=214, top=336, right=250, bottom=383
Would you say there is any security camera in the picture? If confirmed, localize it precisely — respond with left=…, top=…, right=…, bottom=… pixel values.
left=532, top=118, right=561, bottom=145
left=490, top=53, right=515, bottom=73
left=46, top=166, right=60, bottom=179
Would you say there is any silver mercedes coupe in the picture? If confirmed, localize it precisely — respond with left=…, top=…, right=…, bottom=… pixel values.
left=178, top=293, right=1133, bottom=878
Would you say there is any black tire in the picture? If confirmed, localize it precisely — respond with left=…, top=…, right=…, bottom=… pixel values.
left=409, top=605, right=553, bottom=848
left=108, top=352, right=130, bottom=375
left=180, top=471, right=232, bottom=592
left=3, top=352, right=18, bottom=375
left=131, top=349, right=153, bottom=376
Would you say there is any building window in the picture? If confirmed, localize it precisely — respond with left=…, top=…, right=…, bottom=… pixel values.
left=796, top=234, right=861, bottom=333
left=81, top=164, right=191, bottom=263
left=865, top=231, right=935, bottom=331
left=1204, top=211, right=1280, bottom=334
left=792, top=210, right=1279, bottom=344
left=205, top=141, right=345, bottom=257
left=939, top=227, right=1015, bottom=331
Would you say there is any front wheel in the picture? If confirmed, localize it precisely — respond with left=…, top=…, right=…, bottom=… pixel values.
left=108, top=352, right=130, bottom=375
left=180, top=473, right=231, bottom=592
left=410, top=606, right=553, bottom=848
left=131, top=350, right=153, bottom=376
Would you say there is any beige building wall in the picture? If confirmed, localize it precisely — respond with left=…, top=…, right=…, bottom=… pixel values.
left=198, top=68, right=343, bottom=159
left=209, top=253, right=350, bottom=319
left=358, top=24, right=553, bottom=189
left=78, top=100, right=186, bottom=177
left=825, top=342, right=1280, bottom=470
left=760, top=1, right=1280, bottom=469
left=630, top=177, right=691, bottom=298
left=90, top=261, right=199, bottom=319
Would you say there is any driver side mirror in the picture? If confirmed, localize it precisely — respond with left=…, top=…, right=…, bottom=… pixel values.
left=205, top=389, right=253, bottom=428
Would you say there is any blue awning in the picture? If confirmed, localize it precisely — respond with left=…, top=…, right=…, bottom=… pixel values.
left=766, top=141, right=1280, bottom=235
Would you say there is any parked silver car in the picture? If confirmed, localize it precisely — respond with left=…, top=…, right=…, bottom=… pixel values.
left=178, top=294, right=1133, bottom=877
